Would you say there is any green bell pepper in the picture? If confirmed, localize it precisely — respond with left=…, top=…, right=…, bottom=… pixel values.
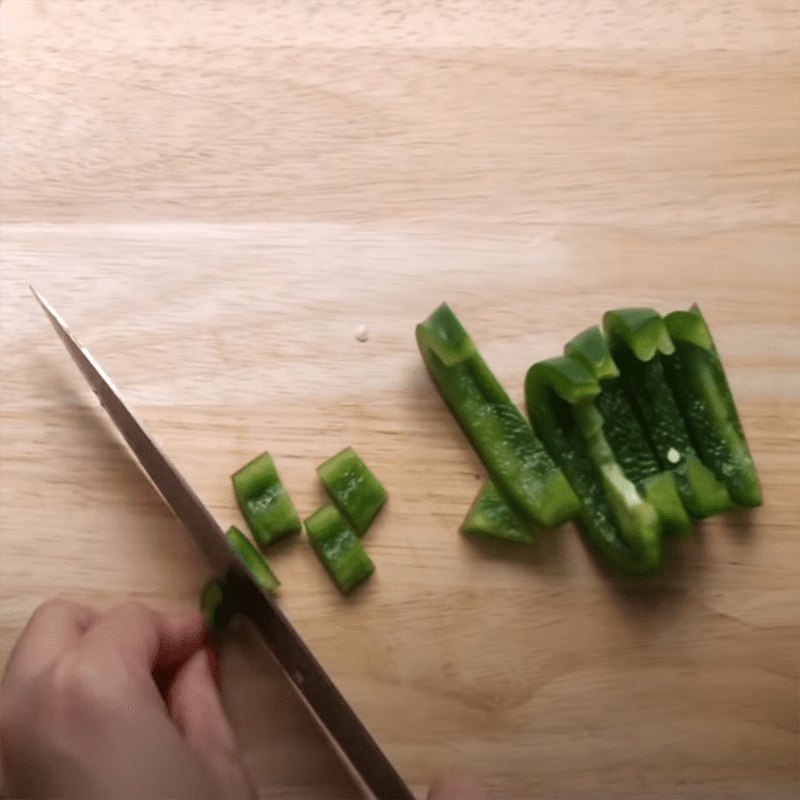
left=305, top=504, right=375, bottom=593
left=461, top=480, right=535, bottom=544
left=200, top=526, right=280, bottom=640
left=565, top=326, right=690, bottom=535
left=317, top=447, right=387, bottom=535
left=662, top=305, right=762, bottom=507
left=525, top=355, right=663, bottom=574
left=226, top=525, right=280, bottom=592
left=417, top=303, right=579, bottom=528
left=232, top=452, right=302, bottom=548
left=200, top=578, right=232, bottom=638
left=603, top=309, right=732, bottom=518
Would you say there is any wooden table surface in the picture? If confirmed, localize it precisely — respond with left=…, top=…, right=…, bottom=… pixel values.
left=1, top=2, right=798, bottom=798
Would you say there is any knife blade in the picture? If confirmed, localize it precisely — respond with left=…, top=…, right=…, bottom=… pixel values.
left=32, top=287, right=415, bottom=800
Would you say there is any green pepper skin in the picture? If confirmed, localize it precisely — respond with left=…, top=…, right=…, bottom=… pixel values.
left=565, top=325, right=620, bottom=382
left=461, top=480, right=535, bottom=544
left=200, top=578, right=232, bottom=638
left=317, top=447, right=387, bottom=535
left=417, top=303, right=579, bottom=529
left=525, top=356, right=663, bottom=574
left=566, top=326, right=691, bottom=536
left=226, top=525, right=280, bottom=592
left=305, top=504, right=375, bottom=594
left=604, top=309, right=733, bottom=519
left=662, top=306, right=762, bottom=507
left=232, top=452, right=302, bottom=548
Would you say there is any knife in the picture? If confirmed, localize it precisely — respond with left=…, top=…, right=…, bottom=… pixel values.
left=32, top=288, right=416, bottom=800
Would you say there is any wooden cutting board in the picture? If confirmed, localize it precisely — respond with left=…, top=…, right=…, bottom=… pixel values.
left=1, top=2, right=798, bottom=798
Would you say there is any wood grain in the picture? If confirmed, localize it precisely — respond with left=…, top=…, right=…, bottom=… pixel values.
left=1, top=2, right=798, bottom=798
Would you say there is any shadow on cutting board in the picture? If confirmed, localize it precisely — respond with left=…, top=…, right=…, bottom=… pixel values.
left=587, top=521, right=710, bottom=629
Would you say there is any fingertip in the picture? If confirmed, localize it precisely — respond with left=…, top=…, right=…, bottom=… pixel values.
left=168, top=649, right=254, bottom=798
left=168, top=648, right=236, bottom=751
left=428, top=775, right=488, bottom=800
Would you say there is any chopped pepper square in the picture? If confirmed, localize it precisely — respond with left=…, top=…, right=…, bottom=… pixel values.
left=232, top=452, right=301, bottom=548
left=317, top=447, right=387, bottom=536
left=305, top=504, right=375, bottom=593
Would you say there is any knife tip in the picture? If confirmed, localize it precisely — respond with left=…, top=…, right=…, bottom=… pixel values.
left=30, top=287, right=66, bottom=336
left=30, top=286, right=55, bottom=316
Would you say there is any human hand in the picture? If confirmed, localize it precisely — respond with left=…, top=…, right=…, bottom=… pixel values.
left=0, top=597, right=255, bottom=799
left=428, top=776, right=488, bottom=799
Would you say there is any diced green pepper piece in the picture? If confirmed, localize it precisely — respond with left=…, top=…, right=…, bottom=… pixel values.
left=525, top=356, right=663, bottom=574
left=461, top=480, right=535, bottom=544
left=317, top=447, right=387, bottom=535
left=200, top=578, right=232, bottom=638
left=232, top=452, right=301, bottom=548
left=226, top=525, right=280, bottom=592
left=305, top=504, right=375, bottom=593
left=662, top=306, right=762, bottom=507
left=566, top=326, right=690, bottom=536
left=604, top=309, right=732, bottom=519
left=417, top=303, right=579, bottom=528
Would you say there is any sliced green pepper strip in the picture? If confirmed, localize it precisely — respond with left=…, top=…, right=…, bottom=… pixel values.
left=232, top=452, right=302, bottom=548
left=305, top=504, right=375, bottom=593
left=566, top=326, right=690, bottom=536
left=317, top=447, right=387, bottom=535
left=461, top=480, right=535, bottom=544
left=226, top=525, right=280, bottom=592
left=417, top=303, right=579, bottom=528
left=604, top=309, right=732, bottom=519
left=525, top=356, right=662, bottom=574
left=662, top=306, right=762, bottom=507
left=200, top=578, right=232, bottom=638
left=565, top=325, right=621, bottom=382
left=602, top=308, right=676, bottom=361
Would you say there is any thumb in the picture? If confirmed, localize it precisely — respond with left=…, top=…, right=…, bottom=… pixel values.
left=168, top=648, right=256, bottom=799
left=428, top=775, right=488, bottom=800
